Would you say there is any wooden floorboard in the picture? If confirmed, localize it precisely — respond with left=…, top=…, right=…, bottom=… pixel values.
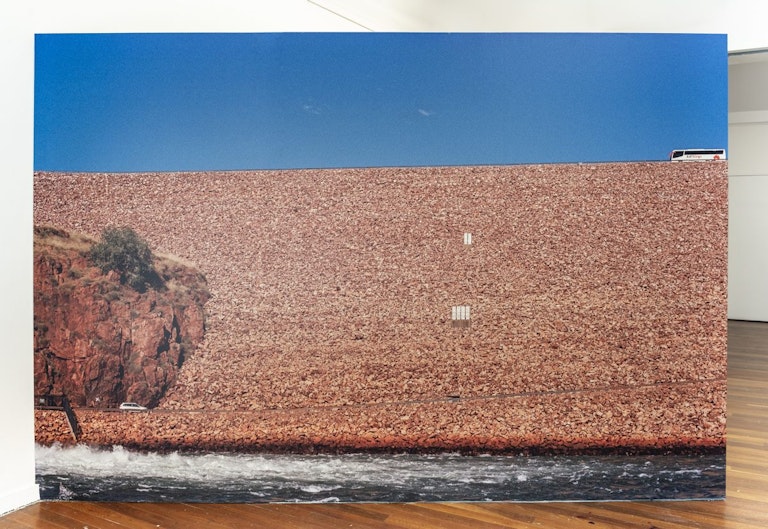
left=3, top=319, right=766, bottom=528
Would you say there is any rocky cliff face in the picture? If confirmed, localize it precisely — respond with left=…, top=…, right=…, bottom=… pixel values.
left=33, top=226, right=209, bottom=408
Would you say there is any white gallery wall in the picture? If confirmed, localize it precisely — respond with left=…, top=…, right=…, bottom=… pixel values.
left=728, top=50, right=768, bottom=321
left=2, top=0, right=766, bottom=515
left=0, top=5, right=35, bottom=514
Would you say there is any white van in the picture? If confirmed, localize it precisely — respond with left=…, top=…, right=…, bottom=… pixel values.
left=119, top=402, right=148, bottom=411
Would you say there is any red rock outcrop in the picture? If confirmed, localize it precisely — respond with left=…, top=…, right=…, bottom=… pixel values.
left=33, top=226, right=209, bottom=408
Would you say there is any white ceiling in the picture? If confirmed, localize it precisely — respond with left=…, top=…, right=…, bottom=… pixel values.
left=15, top=1, right=766, bottom=52
left=308, top=0, right=766, bottom=52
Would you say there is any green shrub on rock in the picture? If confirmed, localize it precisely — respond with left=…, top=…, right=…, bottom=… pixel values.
left=89, top=227, right=158, bottom=292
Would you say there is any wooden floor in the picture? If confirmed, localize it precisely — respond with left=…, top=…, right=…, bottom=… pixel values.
left=3, top=320, right=766, bottom=528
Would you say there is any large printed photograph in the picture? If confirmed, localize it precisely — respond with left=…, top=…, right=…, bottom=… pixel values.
left=33, top=32, right=728, bottom=502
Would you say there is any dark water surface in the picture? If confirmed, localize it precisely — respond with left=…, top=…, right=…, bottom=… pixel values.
left=36, top=444, right=724, bottom=503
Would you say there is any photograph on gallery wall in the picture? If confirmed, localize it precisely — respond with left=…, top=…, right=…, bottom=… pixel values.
left=33, top=32, right=727, bottom=503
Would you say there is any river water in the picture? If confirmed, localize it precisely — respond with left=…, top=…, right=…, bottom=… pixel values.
left=36, top=444, right=724, bottom=503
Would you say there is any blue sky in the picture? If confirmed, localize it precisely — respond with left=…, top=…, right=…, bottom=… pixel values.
left=34, top=32, right=727, bottom=172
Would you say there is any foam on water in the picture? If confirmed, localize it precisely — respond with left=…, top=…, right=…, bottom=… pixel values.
left=35, top=443, right=725, bottom=503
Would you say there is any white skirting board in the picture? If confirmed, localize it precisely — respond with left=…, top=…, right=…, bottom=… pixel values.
left=0, top=484, right=39, bottom=517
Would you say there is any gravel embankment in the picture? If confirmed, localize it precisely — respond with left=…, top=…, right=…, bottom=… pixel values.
left=33, top=162, right=728, bottom=453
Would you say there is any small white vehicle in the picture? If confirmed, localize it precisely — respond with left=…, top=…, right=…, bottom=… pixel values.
left=119, top=402, right=148, bottom=411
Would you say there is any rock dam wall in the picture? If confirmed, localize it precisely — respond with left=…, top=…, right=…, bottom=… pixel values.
left=33, top=162, right=727, bottom=453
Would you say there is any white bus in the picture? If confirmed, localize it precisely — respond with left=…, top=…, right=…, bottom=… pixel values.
left=669, top=148, right=726, bottom=161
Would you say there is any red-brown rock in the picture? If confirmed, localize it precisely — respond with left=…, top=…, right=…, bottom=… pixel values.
left=33, top=227, right=209, bottom=407
left=33, top=163, right=727, bottom=455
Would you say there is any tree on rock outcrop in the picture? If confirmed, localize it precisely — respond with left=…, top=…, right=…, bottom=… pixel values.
left=90, top=227, right=159, bottom=292
left=34, top=226, right=210, bottom=409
